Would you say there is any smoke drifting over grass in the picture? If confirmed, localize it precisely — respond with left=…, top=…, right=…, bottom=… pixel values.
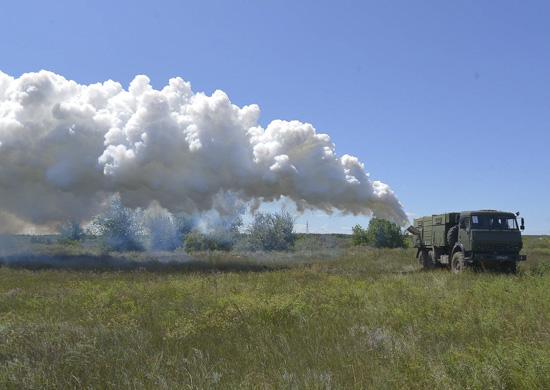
left=0, top=70, right=408, bottom=232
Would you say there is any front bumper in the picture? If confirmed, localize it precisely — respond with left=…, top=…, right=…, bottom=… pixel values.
left=473, top=253, right=527, bottom=262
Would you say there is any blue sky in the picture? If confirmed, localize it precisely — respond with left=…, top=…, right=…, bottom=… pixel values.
left=1, top=0, right=549, bottom=234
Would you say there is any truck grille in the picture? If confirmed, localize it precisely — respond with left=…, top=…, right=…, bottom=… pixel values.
left=475, top=244, right=520, bottom=252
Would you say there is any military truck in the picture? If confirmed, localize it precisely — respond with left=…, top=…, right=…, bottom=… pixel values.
left=407, top=210, right=526, bottom=273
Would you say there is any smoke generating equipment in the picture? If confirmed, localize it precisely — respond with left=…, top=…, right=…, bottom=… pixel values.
left=0, top=70, right=408, bottom=231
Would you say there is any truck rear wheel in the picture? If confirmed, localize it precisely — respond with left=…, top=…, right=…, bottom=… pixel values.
left=418, top=250, right=430, bottom=270
left=451, top=251, right=464, bottom=274
left=427, top=250, right=436, bottom=269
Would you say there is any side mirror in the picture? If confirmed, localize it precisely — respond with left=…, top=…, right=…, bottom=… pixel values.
left=520, top=218, right=525, bottom=231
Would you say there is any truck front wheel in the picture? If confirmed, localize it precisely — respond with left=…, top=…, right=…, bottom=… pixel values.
left=451, top=251, right=465, bottom=274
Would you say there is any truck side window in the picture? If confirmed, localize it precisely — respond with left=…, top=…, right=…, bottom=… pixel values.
left=459, top=217, right=470, bottom=230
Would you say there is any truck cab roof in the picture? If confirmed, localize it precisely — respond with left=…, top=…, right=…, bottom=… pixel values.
left=460, top=210, right=516, bottom=217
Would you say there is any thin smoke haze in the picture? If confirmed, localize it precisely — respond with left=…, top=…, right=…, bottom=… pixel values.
left=0, top=70, right=408, bottom=232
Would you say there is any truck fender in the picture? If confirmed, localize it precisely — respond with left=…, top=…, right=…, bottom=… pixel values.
left=452, top=242, right=465, bottom=258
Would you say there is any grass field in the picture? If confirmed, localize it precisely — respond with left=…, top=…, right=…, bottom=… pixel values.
left=1, top=235, right=550, bottom=389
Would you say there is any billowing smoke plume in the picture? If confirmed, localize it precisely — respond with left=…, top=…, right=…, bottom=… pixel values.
left=0, top=70, right=408, bottom=232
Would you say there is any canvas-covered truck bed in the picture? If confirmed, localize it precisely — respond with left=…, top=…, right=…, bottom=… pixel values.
left=412, top=212, right=460, bottom=247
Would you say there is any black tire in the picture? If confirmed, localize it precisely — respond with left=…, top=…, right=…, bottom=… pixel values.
left=447, top=225, right=459, bottom=247
left=451, top=251, right=464, bottom=274
left=426, top=250, right=436, bottom=269
left=418, top=250, right=429, bottom=270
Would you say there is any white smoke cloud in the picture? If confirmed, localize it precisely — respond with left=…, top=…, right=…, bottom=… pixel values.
left=0, top=70, right=408, bottom=231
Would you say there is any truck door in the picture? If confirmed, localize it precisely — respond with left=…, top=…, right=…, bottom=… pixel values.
left=458, top=217, right=472, bottom=251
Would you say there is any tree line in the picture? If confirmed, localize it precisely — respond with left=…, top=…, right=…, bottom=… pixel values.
left=56, top=197, right=408, bottom=253
left=57, top=197, right=295, bottom=253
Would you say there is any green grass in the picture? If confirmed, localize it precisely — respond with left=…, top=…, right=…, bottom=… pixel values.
left=0, top=236, right=549, bottom=388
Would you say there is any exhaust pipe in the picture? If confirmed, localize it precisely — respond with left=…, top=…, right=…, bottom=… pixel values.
left=406, top=225, right=421, bottom=236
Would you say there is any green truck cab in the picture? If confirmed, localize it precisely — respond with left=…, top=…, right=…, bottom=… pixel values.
left=408, top=210, right=526, bottom=273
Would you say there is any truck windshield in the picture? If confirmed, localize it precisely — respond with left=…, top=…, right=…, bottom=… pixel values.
left=471, top=215, right=518, bottom=230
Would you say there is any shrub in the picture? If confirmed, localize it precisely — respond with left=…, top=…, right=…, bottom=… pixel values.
left=182, top=229, right=237, bottom=253
left=183, top=231, right=219, bottom=252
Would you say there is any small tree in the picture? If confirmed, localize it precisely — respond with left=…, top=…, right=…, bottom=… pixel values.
left=89, top=197, right=145, bottom=252
left=245, top=211, right=295, bottom=251
left=351, top=224, right=369, bottom=246
left=146, top=212, right=180, bottom=252
left=174, top=212, right=194, bottom=243
left=355, top=218, right=407, bottom=248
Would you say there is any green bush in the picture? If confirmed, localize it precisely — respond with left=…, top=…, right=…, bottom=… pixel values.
left=183, top=231, right=220, bottom=252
